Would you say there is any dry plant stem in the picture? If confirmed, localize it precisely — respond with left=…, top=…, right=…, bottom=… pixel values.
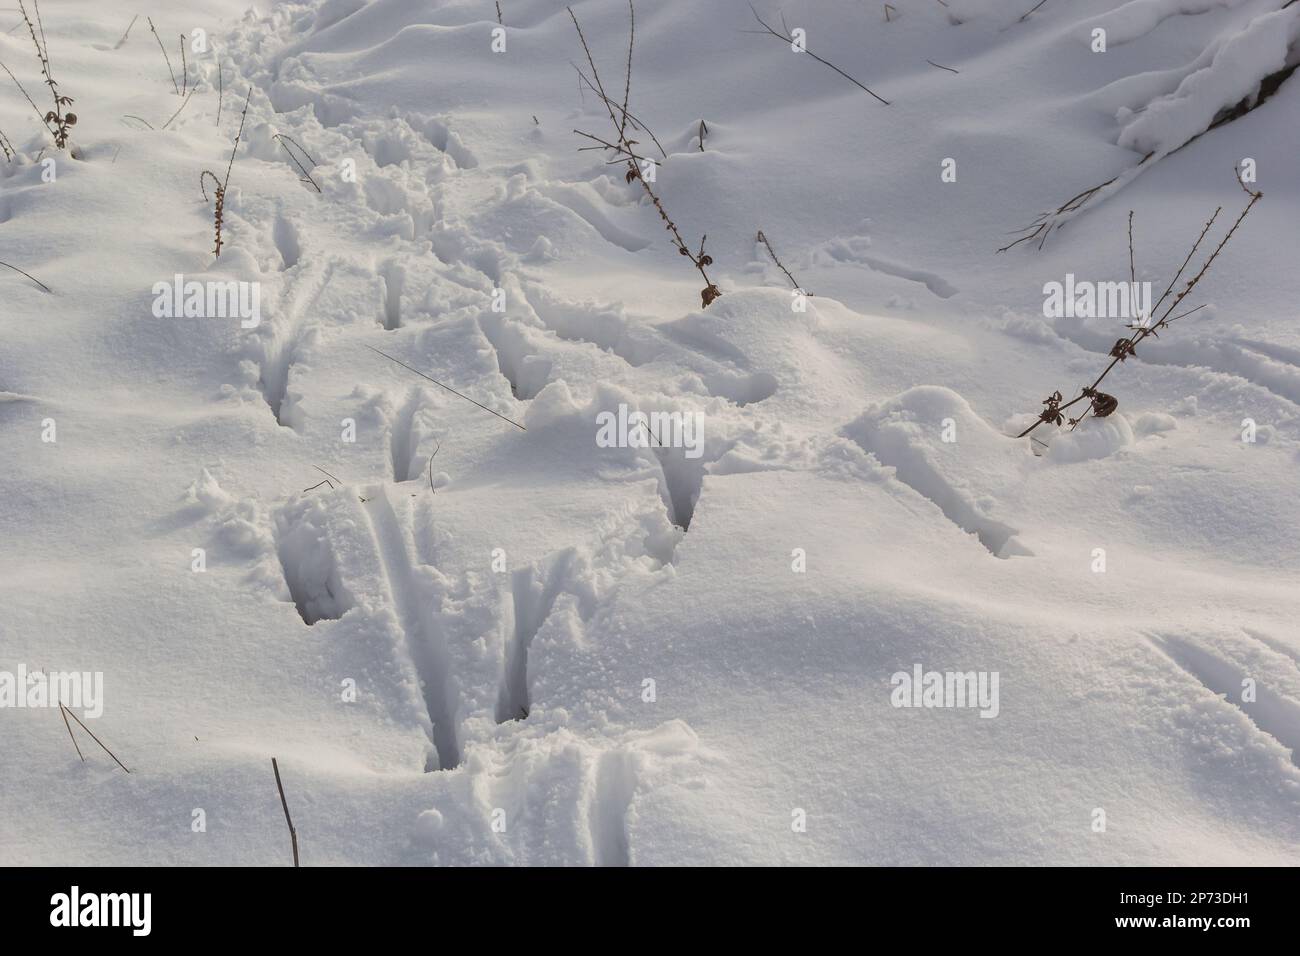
left=569, top=3, right=721, bottom=306
left=496, top=1, right=503, bottom=26
left=756, top=229, right=808, bottom=293
left=366, top=345, right=528, bottom=430
left=698, top=118, right=707, bottom=151
left=0, top=259, right=52, bottom=292
left=200, top=89, right=252, bottom=257
left=573, top=129, right=657, bottom=166
left=13, top=0, right=74, bottom=148
left=1127, top=210, right=1135, bottom=286
left=747, top=5, right=890, bottom=106
left=272, top=758, right=300, bottom=867
left=179, top=34, right=187, bottom=96
left=162, top=89, right=195, bottom=130
left=1017, top=174, right=1261, bottom=439
left=216, top=62, right=224, bottom=125
left=64, top=706, right=131, bottom=772
left=0, top=128, right=13, bottom=160
left=273, top=133, right=322, bottom=191
left=59, top=705, right=84, bottom=762
left=148, top=17, right=178, bottom=94
left=572, top=67, right=666, bottom=157
left=998, top=152, right=1153, bottom=252
left=1019, top=0, right=1049, bottom=21
left=114, top=14, right=137, bottom=49
left=926, top=59, right=959, bottom=73
left=427, top=440, right=441, bottom=493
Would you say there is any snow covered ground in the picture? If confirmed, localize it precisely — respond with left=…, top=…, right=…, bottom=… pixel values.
left=1, top=0, right=1298, bottom=865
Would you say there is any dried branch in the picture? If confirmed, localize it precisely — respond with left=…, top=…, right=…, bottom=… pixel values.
left=1018, top=172, right=1261, bottom=441
left=0, top=259, right=52, bottom=293
left=271, top=758, right=300, bottom=867
left=925, top=59, right=958, bottom=74
left=64, top=705, right=131, bottom=773
left=148, top=16, right=178, bottom=95
left=161, top=89, right=195, bottom=130
left=113, top=14, right=137, bottom=50
left=1019, top=0, right=1049, bottom=21
left=200, top=89, right=252, bottom=257
left=757, top=229, right=809, bottom=294
left=572, top=65, right=666, bottom=157
left=366, top=345, right=527, bottom=430
left=747, top=4, right=889, bottom=106
left=427, top=440, right=442, bottom=493
left=998, top=152, right=1153, bottom=252
left=273, top=133, right=322, bottom=192
left=8, top=1, right=75, bottom=149
left=59, top=704, right=84, bottom=762
left=570, top=2, right=721, bottom=307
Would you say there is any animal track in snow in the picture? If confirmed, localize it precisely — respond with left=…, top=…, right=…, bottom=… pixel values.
left=378, top=259, right=406, bottom=330
left=272, top=214, right=302, bottom=270
left=844, top=388, right=1029, bottom=558
left=497, top=549, right=579, bottom=724
left=478, top=313, right=554, bottom=400
left=253, top=259, right=337, bottom=429
left=1149, top=633, right=1300, bottom=769
left=274, top=495, right=356, bottom=625
left=363, top=488, right=462, bottom=771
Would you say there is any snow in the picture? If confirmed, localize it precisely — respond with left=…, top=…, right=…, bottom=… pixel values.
left=1, top=0, right=1298, bottom=865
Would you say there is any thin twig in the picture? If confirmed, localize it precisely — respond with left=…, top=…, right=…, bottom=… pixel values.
left=64, top=707, right=130, bottom=773
left=366, top=345, right=527, bottom=430
left=925, top=59, right=958, bottom=74
left=271, top=758, right=300, bottom=867
left=161, top=89, right=195, bottom=130
left=1017, top=177, right=1261, bottom=439
left=570, top=3, right=720, bottom=307
left=698, top=118, right=707, bottom=151
left=273, top=133, right=322, bottom=192
left=122, top=114, right=154, bottom=129
left=572, top=65, right=666, bottom=157
left=223, top=88, right=252, bottom=190
left=179, top=33, right=187, bottom=97
left=998, top=152, right=1153, bottom=252
left=201, top=89, right=252, bottom=257
left=0, top=259, right=52, bottom=292
left=747, top=5, right=889, bottom=106
left=59, top=704, right=85, bottom=762
left=756, top=229, right=809, bottom=293
left=314, top=465, right=342, bottom=485
left=113, top=14, right=137, bottom=49
left=617, top=0, right=633, bottom=143
left=148, top=17, right=178, bottom=94
left=1127, top=210, right=1135, bottom=287
left=1019, top=0, right=1049, bottom=21
left=427, top=440, right=441, bottom=493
